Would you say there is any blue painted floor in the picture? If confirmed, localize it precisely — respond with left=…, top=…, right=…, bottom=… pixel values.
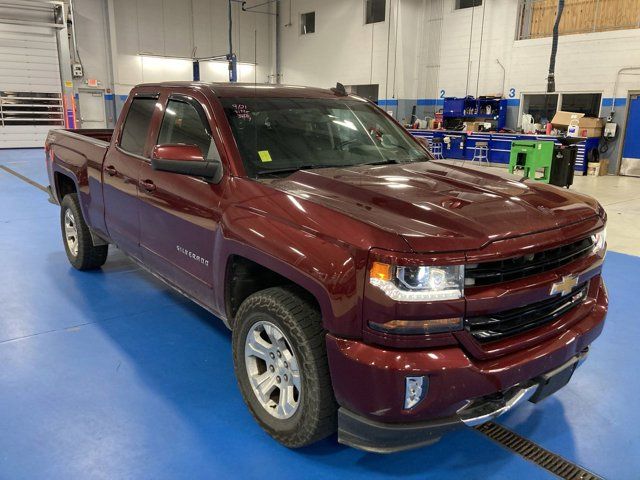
left=0, top=148, right=638, bottom=479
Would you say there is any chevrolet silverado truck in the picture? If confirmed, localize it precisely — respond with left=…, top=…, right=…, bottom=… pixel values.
left=45, top=82, right=608, bottom=453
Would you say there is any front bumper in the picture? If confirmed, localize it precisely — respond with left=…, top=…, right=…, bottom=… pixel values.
left=327, top=277, right=607, bottom=453
left=338, top=350, right=586, bottom=453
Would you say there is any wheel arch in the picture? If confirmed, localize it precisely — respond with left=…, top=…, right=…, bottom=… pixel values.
left=53, top=170, right=78, bottom=203
left=223, top=253, right=326, bottom=329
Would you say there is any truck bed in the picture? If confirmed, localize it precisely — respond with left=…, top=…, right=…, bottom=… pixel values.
left=64, top=128, right=114, bottom=144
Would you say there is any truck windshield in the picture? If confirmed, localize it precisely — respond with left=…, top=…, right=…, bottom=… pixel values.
left=220, top=96, right=430, bottom=178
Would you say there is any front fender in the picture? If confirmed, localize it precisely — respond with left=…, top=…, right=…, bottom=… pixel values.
left=214, top=209, right=368, bottom=338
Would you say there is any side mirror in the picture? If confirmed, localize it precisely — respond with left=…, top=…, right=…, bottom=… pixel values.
left=151, top=144, right=222, bottom=183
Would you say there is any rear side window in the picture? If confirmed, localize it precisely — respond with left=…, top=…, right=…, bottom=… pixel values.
left=157, top=99, right=212, bottom=157
left=120, top=97, right=157, bottom=156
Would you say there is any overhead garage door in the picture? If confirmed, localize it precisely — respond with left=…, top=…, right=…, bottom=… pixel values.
left=0, top=21, right=64, bottom=148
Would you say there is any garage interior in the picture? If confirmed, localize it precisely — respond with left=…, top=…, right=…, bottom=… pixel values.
left=1, top=0, right=639, bottom=478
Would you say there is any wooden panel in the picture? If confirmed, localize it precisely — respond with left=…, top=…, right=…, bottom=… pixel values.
left=596, top=0, right=640, bottom=30
left=524, top=0, right=640, bottom=39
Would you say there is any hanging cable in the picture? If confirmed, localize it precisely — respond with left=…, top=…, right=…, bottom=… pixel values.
left=464, top=3, right=475, bottom=97
left=547, top=0, right=564, bottom=93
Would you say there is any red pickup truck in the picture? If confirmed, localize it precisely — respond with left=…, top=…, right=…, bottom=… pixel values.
left=45, top=82, right=608, bottom=453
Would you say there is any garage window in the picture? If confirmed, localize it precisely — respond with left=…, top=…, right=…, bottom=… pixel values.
left=456, top=0, right=482, bottom=9
left=120, top=97, right=157, bottom=156
left=365, top=0, right=385, bottom=24
left=560, top=93, right=602, bottom=117
left=521, top=92, right=602, bottom=125
left=521, top=94, right=559, bottom=124
left=301, top=12, right=315, bottom=35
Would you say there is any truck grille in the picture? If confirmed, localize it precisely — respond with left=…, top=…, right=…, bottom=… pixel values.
left=466, top=283, right=588, bottom=342
left=465, top=236, right=594, bottom=287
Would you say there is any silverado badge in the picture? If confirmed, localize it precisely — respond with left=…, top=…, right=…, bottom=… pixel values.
left=550, top=274, right=579, bottom=296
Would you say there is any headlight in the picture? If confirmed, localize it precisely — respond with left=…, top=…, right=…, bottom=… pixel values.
left=591, top=228, right=606, bottom=254
left=369, top=262, right=464, bottom=302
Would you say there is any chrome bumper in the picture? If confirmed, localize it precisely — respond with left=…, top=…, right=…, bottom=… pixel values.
left=457, top=349, right=589, bottom=427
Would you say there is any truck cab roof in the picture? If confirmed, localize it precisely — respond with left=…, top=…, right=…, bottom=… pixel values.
left=133, top=82, right=350, bottom=100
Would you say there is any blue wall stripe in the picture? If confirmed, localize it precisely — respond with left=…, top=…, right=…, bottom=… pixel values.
left=118, top=95, right=128, bottom=102
left=601, top=97, right=626, bottom=107
left=104, top=94, right=114, bottom=100
left=377, top=99, right=399, bottom=106
left=416, top=99, right=444, bottom=106
left=506, top=98, right=520, bottom=107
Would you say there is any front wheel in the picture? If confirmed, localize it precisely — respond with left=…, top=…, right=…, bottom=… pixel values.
left=232, top=286, right=337, bottom=448
left=60, top=193, right=108, bottom=270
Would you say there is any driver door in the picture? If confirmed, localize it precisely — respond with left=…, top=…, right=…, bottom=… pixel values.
left=138, top=92, right=225, bottom=309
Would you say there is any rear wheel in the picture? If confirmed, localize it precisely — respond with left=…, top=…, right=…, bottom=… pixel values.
left=60, top=193, right=108, bottom=270
left=232, top=286, right=337, bottom=448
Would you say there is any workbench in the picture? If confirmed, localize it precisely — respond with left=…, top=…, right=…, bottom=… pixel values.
left=408, top=129, right=600, bottom=175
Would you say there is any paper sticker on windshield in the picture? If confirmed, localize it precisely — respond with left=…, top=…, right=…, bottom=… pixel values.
left=258, top=150, right=272, bottom=162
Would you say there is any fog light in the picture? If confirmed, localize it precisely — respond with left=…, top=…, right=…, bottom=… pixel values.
left=404, top=376, right=428, bottom=410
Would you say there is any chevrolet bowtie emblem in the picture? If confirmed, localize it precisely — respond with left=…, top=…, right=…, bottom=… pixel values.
left=550, top=275, right=579, bottom=296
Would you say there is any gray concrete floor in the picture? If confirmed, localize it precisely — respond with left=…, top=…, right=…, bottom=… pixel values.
left=441, top=161, right=640, bottom=257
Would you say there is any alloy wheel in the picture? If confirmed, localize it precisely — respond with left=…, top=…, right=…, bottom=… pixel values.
left=244, top=320, right=301, bottom=419
left=64, top=209, right=79, bottom=257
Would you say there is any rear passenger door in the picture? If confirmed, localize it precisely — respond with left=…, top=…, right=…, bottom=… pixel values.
left=138, top=93, right=225, bottom=309
left=103, top=93, right=159, bottom=257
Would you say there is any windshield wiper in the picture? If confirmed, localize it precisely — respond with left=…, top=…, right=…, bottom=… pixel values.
left=255, top=164, right=331, bottom=177
left=357, top=159, right=400, bottom=166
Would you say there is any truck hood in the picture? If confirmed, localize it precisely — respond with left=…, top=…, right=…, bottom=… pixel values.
left=267, top=161, right=601, bottom=252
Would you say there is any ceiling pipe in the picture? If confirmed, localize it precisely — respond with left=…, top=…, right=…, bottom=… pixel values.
left=610, top=66, right=640, bottom=118
left=496, top=59, right=506, bottom=97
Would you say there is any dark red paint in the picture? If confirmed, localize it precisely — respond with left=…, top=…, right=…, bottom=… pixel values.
left=45, top=82, right=608, bottom=429
left=152, top=144, right=204, bottom=162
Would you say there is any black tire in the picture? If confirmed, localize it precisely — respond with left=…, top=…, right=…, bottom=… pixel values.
left=60, top=193, right=108, bottom=270
left=232, top=286, right=337, bottom=448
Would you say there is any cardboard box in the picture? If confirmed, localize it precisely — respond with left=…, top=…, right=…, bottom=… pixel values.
left=551, top=111, right=604, bottom=138
left=464, top=121, right=492, bottom=133
left=464, top=121, right=482, bottom=132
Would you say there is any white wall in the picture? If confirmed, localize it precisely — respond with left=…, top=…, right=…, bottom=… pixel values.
left=280, top=0, right=640, bottom=103
left=431, top=0, right=640, bottom=104
left=110, top=0, right=275, bottom=95
left=71, top=0, right=275, bottom=97
left=280, top=0, right=640, bottom=170
left=280, top=0, right=423, bottom=100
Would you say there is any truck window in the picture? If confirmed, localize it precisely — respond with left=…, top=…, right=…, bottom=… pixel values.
left=120, top=97, right=157, bottom=156
left=157, top=99, right=212, bottom=157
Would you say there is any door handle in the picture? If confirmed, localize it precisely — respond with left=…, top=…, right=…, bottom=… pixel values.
left=140, top=179, right=156, bottom=192
left=105, top=165, right=117, bottom=176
